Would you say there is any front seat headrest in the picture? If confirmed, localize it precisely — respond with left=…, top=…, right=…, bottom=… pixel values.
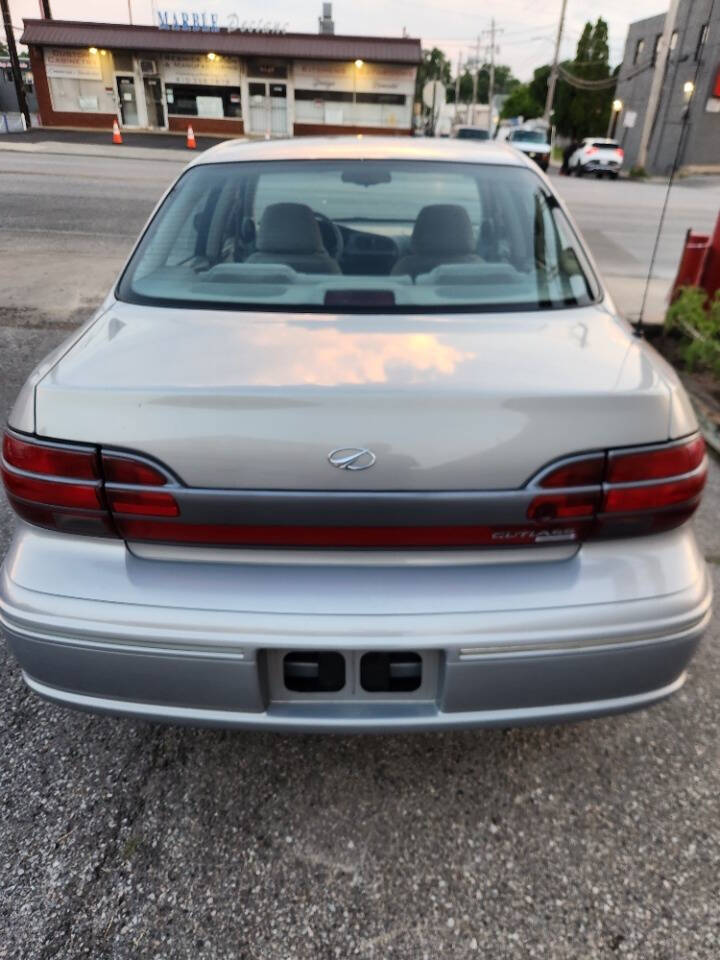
left=411, top=204, right=475, bottom=256
left=256, top=203, right=324, bottom=255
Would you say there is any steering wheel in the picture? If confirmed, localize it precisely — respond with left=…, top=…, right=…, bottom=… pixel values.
left=314, top=212, right=344, bottom=262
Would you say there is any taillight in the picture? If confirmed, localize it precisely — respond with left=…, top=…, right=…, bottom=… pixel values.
left=587, top=146, right=598, bottom=155
left=607, top=435, right=705, bottom=482
left=528, top=435, right=707, bottom=541
left=617, top=148, right=624, bottom=159
left=1, top=430, right=180, bottom=538
left=1, top=432, right=111, bottom=537
left=2, top=431, right=96, bottom=479
left=1, top=429, right=707, bottom=550
left=102, top=454, right=168, bottom=486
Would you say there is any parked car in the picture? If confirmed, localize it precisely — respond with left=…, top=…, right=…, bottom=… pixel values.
left=0, top=138, right=711, bottom=732
left=569, top=138, right=624, bottom=178
left=506, top=128, right=551, bottom=171
left=452, top=125, right=490, bottom=141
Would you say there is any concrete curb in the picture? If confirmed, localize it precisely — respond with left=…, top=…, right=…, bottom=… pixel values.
left=0, top=140, right=196, bottom=163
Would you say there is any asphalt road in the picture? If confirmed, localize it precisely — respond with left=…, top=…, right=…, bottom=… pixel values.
left=1, top=149, right=719, bottom=960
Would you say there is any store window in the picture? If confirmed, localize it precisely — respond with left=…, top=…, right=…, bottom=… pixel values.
left=294, top=90, right=406, bottom=105
left=45, top=46, right=116, bottom=114
left=165, top=84, right=241, bottom=118
left=651, top=34, right=662, bottom=65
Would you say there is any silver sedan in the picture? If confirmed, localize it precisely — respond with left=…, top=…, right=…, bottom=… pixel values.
left=0, top=137, right=712, bottom=731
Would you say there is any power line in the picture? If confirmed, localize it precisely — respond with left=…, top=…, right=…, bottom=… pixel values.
left=556, top=64, right=617, bottom=89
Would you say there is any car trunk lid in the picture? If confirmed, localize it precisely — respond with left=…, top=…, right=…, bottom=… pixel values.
left=33, top=301, right=673, bottom=492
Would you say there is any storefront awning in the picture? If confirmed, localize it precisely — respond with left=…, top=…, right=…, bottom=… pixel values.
left=21, top=19, right=422, bottom=65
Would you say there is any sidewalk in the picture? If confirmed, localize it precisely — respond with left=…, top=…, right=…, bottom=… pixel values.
left=603, top=274, right=669, bottom=326
left=0, top=127, right=243, bottom=162
left=0, top=138, right=194, bottom=163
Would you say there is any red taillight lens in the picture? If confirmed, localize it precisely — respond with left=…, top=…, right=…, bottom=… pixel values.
left=112, top=519, right=579, bottom=549
left=607, top=436, right=705, bottom=482
left=102, top=454, right=168, bottom=486
left=1, top=467, right=103, bottom=510
left=528, top=434, right=707, bottom=541
left=1, top=430, right=180, bottom=538
left=2, top=431, right=97, bottom=479
left=527, top=491, right=600, bottom=520
left=106, top=489, right=179, bottom=517
left=617, top=148, right=624, bottom=159
left=539, top=457, right=605, bottom=488
left=587, top=146, right=598, bottom=155
left=603, top=470, right=707, bottom=513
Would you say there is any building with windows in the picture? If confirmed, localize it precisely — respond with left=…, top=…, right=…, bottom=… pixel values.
left=20, top=18, right=420, bottom=137
left=0, top=56, right=37, bottom=116
left=614, top=1, right=720, bottom=174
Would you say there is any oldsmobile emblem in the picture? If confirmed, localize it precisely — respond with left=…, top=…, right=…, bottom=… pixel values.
left=327, top=447, right=376, bottom=471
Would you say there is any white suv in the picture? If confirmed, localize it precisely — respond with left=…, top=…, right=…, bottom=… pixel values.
left=569, top=138, right=624, bottom=178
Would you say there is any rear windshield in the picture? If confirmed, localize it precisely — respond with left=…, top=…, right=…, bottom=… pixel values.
left=592, top=141, right=619, bottom=149
left=456, top=128, right=489, bottom=140
left=511, top=131, right=547, bottom=143
left=117, top=159, right=599, bottom=312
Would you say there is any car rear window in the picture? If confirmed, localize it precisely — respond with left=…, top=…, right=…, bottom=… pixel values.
left=117, top=159, right=599, bottom=313
left=593, top=141, right=619, bottom=149
left=511, top=131, right=547, bottom=143
left=456, top=128, right=490, bottom=140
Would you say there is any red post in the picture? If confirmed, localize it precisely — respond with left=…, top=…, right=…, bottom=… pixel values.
left=670, top=229, right=711, bottom=300
left=699, top=211, right=720, bottom=300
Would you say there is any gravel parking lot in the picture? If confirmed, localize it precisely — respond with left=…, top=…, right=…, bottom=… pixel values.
left=1, top=149, right=719, bottom=960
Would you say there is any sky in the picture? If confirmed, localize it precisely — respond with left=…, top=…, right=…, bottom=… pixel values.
left=8, top=0, right=668, bottom=81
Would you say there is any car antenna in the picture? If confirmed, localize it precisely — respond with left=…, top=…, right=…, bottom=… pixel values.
left=635, top=11, right=713, bottom=339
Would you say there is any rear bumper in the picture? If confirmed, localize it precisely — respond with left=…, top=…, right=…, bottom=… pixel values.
left=581, top=160, right=621, bottom=173
left=0, top=523, right=713, bottom=732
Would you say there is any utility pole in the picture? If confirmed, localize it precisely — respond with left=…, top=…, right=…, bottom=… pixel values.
left=454, top=52, right=461, bottom=122
left=482, top=19, right=502, bottom=135
left=636, top=0, right=680, bottom=170
left=543, top=0, right=568, bottom=125
left=38, top=0, right=52, bottom=17
left=1, top=0, right=31, bottom=129
left=470, top=35, right=481, bottom=121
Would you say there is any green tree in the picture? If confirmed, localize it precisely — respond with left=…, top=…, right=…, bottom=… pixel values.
left=448, top=63, right=520, bottom=103
left=499, top=65, right=548, bottom=120
left=415, top=47, right=452, bottom=101
left=552, top=18, right=615, bottom=138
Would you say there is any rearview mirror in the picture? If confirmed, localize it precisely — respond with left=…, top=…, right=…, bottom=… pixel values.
left=341, top=168, right=393, bottom=187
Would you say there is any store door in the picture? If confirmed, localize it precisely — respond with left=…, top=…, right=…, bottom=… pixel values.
left=248, top=81, right=288, bottom=136
left=116, top=75, right=139, bottom=126
left=143, top=76, right=166, bottom=129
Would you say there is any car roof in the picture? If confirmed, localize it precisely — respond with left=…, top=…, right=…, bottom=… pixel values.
left=190, top=135, right=525, bottom=168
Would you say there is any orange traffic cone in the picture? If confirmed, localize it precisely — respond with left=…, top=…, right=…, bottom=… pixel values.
left=112, top=119, right=123, bottom=145
left=186, top=124, right=197, bottom=149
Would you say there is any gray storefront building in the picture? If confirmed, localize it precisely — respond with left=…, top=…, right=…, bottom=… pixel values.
left=615, top=0, right=720, bottom=175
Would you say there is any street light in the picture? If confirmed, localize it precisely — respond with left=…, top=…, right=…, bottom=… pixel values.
left=353, top=58, right=364, bottom=115
left=683, top=80, right=695, bottom=101
left=207, top=52, right=217, bottom=61
left=607, top=98, right=623, bottom=138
